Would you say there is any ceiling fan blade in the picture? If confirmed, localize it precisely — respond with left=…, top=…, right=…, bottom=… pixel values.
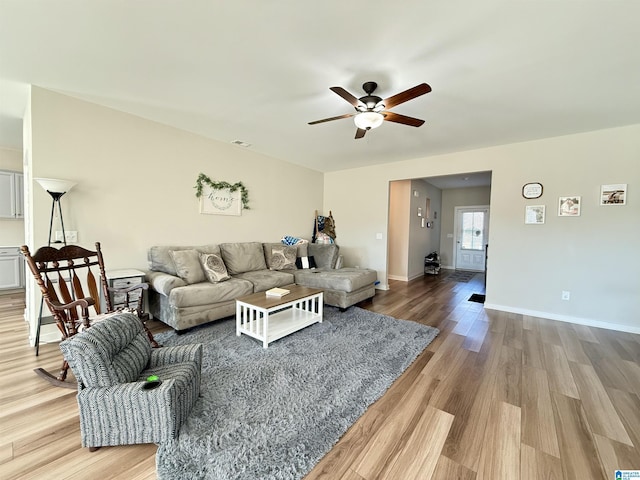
left=382, top=111, right=425, bottom=127
left=330, top=87, right=362, bottom=108
left=355, top=128, right=367, bottom=139
left=308, top=113, right=356, bottom=125
left=381, top=83, right=431, bottom=109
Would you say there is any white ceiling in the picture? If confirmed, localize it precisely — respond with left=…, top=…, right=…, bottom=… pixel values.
left=424, top=171, right=492, bottom=190
left=1, top=1, right=639, bottom=175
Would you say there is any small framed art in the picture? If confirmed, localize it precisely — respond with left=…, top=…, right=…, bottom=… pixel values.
left=525, top=205, right=545, bottom=224
left=522, top=182, right=543, bottom=199
left=558, top=196, right=580, bottom=216
left=600, top=184, right=627, bottom=205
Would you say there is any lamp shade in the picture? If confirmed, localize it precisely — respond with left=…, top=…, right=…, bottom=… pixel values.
left=354, top=112, right=384, bottom=130
left=35, top=178, right=77, bottom=194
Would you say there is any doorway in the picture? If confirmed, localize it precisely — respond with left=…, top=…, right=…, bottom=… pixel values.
left=454, top=205, right=489, bottom=271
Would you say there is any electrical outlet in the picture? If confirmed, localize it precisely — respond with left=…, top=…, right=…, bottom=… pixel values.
left=55, top=231, right=78, bottom=243
left=561, top=291, right=571, bottom=301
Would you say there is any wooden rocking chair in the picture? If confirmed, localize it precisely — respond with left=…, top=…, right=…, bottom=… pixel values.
left=21, top=242, right=159, bottom=389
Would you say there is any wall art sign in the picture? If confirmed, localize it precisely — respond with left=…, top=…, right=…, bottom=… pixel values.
left=522, top=182, right=543, bottom=199
left=600, top=183, right=627, bottom=206
left=525, top=205, right=545, bottom=224
left=558, top=196, right=581, bottom=216
left=194, top=173, right=250, bottom=216
left=200, top=186, right=242, bottom=216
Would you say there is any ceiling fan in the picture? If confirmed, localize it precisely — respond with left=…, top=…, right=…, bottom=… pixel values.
left=308, top=81, right=431, bottom=139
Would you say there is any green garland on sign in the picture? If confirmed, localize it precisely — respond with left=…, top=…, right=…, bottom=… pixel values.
left=194, top=173, right=250, bottom=210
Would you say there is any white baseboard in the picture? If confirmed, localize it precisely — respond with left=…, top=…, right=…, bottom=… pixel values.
left=388, top=272, right=433, bottom=282
left=483, top=303, right=640, bottom=334
left=387, top=275, right=407, bottom=282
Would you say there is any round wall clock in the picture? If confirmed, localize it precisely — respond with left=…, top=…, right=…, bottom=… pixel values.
left=522, top=182, right=543, bottom=199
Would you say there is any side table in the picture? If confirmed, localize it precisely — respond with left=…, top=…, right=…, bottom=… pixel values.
left=101, top=268, right=146, bottom=314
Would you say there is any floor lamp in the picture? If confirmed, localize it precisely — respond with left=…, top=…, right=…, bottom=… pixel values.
left=35, top=177, right=77, bottom=246
left=33, top=177, right=77, bottom=355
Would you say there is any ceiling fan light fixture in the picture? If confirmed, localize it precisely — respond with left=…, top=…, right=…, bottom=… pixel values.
left=354, top=111, right=384, bottom=130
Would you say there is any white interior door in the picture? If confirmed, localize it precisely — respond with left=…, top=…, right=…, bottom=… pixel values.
left=455, top=206, right=489, bottom=271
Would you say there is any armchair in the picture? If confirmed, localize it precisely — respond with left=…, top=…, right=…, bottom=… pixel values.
left=59, top=312, right=202, bottom=450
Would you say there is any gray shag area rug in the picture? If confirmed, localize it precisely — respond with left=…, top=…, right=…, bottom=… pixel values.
left=154, top=306, right=439, bottom=480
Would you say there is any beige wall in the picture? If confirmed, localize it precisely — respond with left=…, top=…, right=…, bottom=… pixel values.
left=325, top=124, right=640, bottom=332
left=439, top=186, right=491, bottom=268
left=0, top=147, right=24, bottom=246
left=26, top=87, right=324, bottom=340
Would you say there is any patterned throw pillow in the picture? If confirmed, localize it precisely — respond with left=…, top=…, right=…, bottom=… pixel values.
left=270, top=245, right=297, bottom=270
left=200, top=253, right=231, bottom=283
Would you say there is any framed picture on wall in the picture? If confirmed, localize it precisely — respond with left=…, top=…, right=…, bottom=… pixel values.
left=558, top=196, right=581, bottom=216
left=525, top=205, right=545, bottom=224
left=199, top=187, right=242, bottom=216
left=600, top=184, right=627, bottom=205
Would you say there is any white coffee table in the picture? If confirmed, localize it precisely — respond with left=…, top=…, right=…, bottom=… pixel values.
left=236, top=285, right=323, bottom=348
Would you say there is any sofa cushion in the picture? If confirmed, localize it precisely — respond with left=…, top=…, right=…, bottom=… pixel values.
left=294, top=268, right=377, bottom=293
left=169, top=278, right=254, bottom=308
left=308, top=244, right=340, bottom=269
left=170, top=249, right=206, bottom=284
left=233, top=270, right=295, bottom=292
left=263, top=243, right=297, bottom=270
left=220, top=242, right=267, bottom=275
left=296, top=242, right=309, bottom=257
left=199, top=253, right=230, bottom=283
left=148, top=244, right=221, bottom=276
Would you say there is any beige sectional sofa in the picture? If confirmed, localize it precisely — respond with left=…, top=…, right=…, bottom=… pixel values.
left=146, top=242, right=377, bottom=332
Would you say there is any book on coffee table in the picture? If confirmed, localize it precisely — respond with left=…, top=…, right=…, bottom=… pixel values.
left=265, top=287, right=290, bottom=298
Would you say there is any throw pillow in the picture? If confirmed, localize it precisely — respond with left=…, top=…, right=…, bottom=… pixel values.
left=295, top=255, right=317, bottom=269
left=200, top=253, right=231, bottom=283
left=269, top=245, right=297, bottom=270
left=170, top=249, right=206, bottom=284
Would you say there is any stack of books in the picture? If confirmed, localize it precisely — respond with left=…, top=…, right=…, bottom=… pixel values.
left=265, top=287, right=290, bottom=298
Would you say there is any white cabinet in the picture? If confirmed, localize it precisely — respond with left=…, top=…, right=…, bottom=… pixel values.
left=0, top=247, right=25, bottom=290
left=0, top=170, right=24, bottom=219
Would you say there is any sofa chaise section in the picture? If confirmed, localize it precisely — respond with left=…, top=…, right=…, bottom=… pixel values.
left=296, top=244, right=377, bottom=309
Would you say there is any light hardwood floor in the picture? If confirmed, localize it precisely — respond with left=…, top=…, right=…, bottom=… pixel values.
left=1, top=273, right=639, bottom=479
